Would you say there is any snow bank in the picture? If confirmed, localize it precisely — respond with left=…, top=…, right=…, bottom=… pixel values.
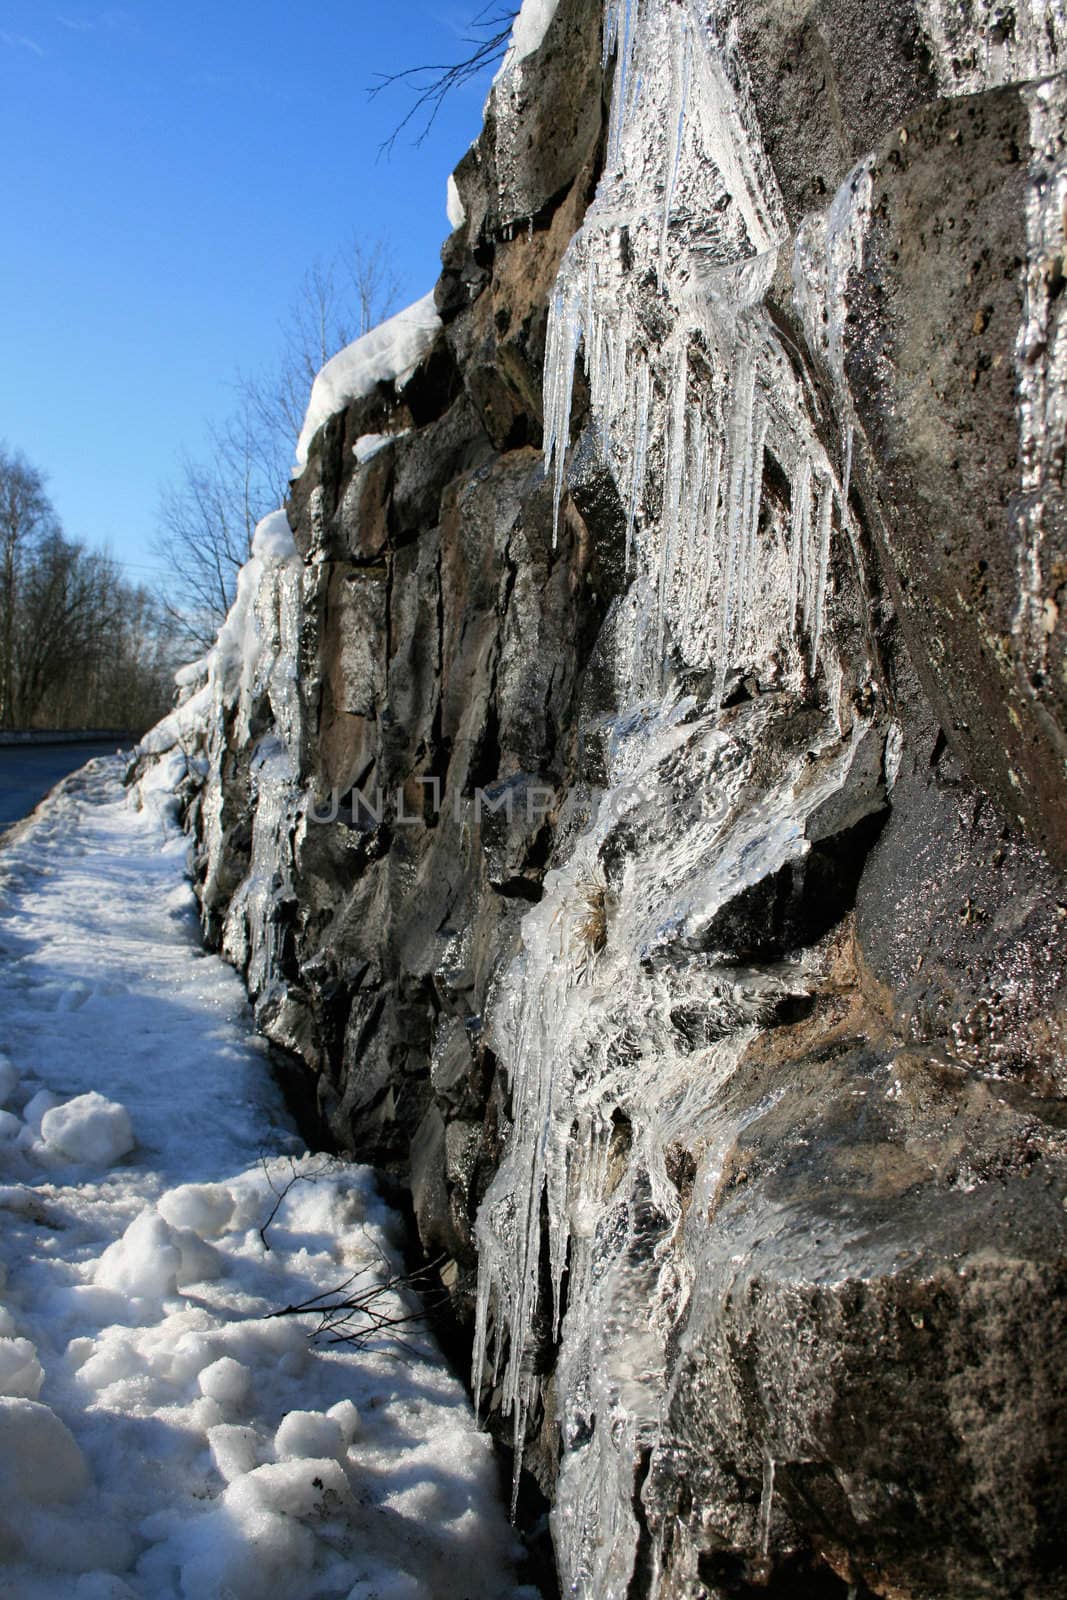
left=293, top=292, right=442, bottom=473
left=0, top=760, right=533, bottom=1599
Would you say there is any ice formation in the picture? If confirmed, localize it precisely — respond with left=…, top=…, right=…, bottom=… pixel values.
left=478, top=3, right=866, bottom=1550
left=471, top=0, right=1067, bottom=1591
left=145, top=507, right=305, bottom=1008
left=541, top=0, right=854, bottom=713
left=918, top=0, right=1065, bottom=93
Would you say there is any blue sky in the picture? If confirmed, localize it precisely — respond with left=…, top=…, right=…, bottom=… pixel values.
left=0, top=2, right=498, bottom=581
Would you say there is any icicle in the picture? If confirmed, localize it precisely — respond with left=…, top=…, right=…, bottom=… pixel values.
left=472, top=1272, right=491, bottom=1423
left=810, top=472, right=833, bottom=671
left=787, top=453, right=811, bottom=628
left=841, top=420, right=854, bottom=509
left=681, top=406, right=707, bottom=646
left=714, top=344, right=756, bottom=697
left=606, top=0, right=641, bottom=171
left=658, top=10, right=691, bottom=287
left=624, top=357, right=652, bottom=572
left=544, top=281, right=584, bottom=549
left=657, top=342, right=689, bottom=675
left=698, top=420, right=724, bottom=654
left=738, top=400, right=769, bottom=653
left=758, top=1455, right=777, bottom=1561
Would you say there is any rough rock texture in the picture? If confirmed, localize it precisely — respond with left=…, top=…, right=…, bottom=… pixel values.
left=843, top=85, right=1067, bottom=865
left=146, top=1, right=1067, bottom=1596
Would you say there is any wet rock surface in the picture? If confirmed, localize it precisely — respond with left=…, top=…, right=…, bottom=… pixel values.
left=157, top=2, right=1067, bottom=1595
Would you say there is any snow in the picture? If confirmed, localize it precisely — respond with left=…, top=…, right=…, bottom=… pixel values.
left=493, top=0, right=560, bottom=81
left=294, top=294, right=442, bottom=473
left=446, top=173, right=466, bottom=231
left=40, top=1091, right=135, bottom=1167
left=275, top=1409, right=348, bottom=1463
left=251, top=507, right=299, bottom=561
left=0, top=1052, right=18, bottom=1104
left=23, top=1087, right=61, bottom=1131
left=0, top=1335, right=45, bottom=1397
left=0, top=757, right=535, bottom=1599
left=139, top=506, right=307, bottom=1017
left=198, top=1355, right=252, bottom=1405
left=353, top=430, right=409, bottom=465
left=0, top=1398, right=90, bottom=1501
left=208, top=1422, right=264, bottom=1483
left=157, top=1181, right=235, bottom=1238
left=144, top=503, right=301, bottom=790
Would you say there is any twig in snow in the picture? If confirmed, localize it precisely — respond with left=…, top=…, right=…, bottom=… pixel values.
left=257, top=1153, right=334, bottom=1250
left=267, top=1255, right=449, bottom=1357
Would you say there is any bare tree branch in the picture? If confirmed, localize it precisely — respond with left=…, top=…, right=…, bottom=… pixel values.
left=257, top=1153, right=335, bottom=1250
left=267, top=1255, right=449, bottom=1356
left=370, top=5, right=518, bottom=154
left=155, top=238, right=400, bottom=646
left=0, top=443, right=180, bottom=732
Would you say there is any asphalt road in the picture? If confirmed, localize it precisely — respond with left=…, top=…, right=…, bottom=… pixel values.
left=0, top=743, right=130, bottom=828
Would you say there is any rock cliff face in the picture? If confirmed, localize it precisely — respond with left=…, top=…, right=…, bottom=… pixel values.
left=142, top=2, right=1067, bottom=1595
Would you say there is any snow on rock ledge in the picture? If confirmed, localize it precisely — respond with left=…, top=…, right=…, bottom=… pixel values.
left=494, top=0, right=561, bottom=81
left=293, top=293, right=442, bottom=474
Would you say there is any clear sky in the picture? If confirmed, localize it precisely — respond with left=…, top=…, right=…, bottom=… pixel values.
left=0, top=2, right=497, bottom=583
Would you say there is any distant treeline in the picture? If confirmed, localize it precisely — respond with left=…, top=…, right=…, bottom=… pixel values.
left=1, top=444, right=178, bottom=736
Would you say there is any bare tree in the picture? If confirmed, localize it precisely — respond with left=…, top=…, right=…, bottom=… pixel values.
left=0, top=446, right=179, bottom=732
left=155, top=238, right=399, bottom=647
left=0, top=445, right=60, bottom=727
left=286, top=239, right=401, bottom=380
left=156, top=434, right=263, bottom=653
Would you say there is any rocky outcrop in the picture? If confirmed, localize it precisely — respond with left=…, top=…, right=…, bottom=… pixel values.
left=141, top=2, right=1067, bottom=1595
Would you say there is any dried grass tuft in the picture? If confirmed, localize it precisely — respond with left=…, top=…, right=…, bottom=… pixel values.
left=573, top=867, right=608, bottom=956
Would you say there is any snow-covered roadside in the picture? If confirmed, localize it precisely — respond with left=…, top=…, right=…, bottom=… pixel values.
left=0, top=757, right=534, bottom=1600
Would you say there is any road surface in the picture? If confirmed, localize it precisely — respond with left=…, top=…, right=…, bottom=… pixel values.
left=0, top=741, right=131, bottom=828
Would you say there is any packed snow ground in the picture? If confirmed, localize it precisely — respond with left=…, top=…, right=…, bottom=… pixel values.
left=0, top=757, right=534, bottom=1600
